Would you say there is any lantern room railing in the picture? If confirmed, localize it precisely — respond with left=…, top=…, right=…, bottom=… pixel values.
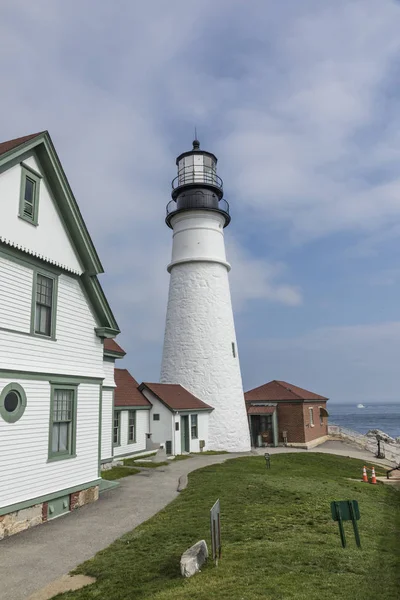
left=166, top=198, right=230, bottom=228
left=172, top=166, right=223, bottom=191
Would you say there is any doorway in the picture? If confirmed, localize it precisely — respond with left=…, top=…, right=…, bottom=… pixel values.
left=180, top=415, right=190, bottom=453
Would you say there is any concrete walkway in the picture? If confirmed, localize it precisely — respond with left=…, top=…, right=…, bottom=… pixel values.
left=0, top=441, right=393, bottom=600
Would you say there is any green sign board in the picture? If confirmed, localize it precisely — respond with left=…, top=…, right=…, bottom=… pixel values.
left=330, top=500, right=361, bottom=549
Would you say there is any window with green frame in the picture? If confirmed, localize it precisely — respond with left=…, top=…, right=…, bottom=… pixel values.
left=113, top=411, right=120, bottom=446
left=128, top=410, right=136, bottom=443
left=191, top=414, right=198, bottom=439
left=32, top=271, right=57, bottom=338
left=49, top=386, right=77, bottom=461
left=19, top=164, right=41, bottom=225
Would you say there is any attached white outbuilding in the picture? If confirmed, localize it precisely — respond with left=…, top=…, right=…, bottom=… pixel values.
left=139, top=383, right=213, bottom=455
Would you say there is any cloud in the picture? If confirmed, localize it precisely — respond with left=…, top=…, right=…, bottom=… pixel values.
left=1, top=0, right=400, bottom=390
left=241, top=321, right=400, bottom=403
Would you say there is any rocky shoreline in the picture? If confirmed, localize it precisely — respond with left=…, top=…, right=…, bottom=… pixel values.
left=328, top=425, right=400, bottom=465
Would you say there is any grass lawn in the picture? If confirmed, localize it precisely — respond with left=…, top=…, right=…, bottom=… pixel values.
left=58, top=454, right=399, bottom=600
left=101, top=466, right=140, bottom=480
left=124, top=459, right=170, bottom=468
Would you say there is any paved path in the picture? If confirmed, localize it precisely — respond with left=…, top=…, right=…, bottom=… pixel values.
left=0, top=441, right=394, bottom=600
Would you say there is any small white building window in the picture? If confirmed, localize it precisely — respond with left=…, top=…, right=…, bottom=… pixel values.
left=309, top=407, right=314, bottom=427
left=191, top=414, right=198, bottom=439
left=153, top=413, right=160, bottom=421
left=113, top=411, right=120, bottom=446
left=128, top=410, right=136, bottom=443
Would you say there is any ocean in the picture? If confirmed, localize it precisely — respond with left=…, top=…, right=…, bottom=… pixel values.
left=329, top=402, right=400, bottom=439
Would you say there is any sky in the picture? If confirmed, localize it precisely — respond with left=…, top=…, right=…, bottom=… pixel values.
left=1, top=0, right=400, bottom=404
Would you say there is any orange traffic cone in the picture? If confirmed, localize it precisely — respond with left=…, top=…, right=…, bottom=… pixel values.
left=370, top=466, right=377, bottom=485
left=362, top=465, right=368, bottom=483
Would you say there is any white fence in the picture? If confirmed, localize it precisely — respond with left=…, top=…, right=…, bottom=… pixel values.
left=329, top=425, right=400, bottom=465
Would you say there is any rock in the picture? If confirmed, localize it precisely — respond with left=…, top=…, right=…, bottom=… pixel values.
left=177, top=474, right=188, bottom=492
left=366, top=429, right=396, bottom=443
left=180, top=540, right=208, bottom=578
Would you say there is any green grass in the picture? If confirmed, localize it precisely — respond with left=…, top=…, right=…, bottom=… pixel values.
left=101, top=466, right=140, bottom=480
left=124, top=459, right=170, bottom=468
left=58, top=454, right=399, bottom=600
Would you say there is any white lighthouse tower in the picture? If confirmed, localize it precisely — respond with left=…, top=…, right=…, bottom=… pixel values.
left=160, top=139, right=251, bottom=452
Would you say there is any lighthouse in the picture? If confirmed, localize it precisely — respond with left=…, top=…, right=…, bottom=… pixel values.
left=160, top=139, right=251, bottom=452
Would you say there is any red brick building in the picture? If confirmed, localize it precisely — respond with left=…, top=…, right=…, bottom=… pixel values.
left=244, top=380, right=329, bottom=449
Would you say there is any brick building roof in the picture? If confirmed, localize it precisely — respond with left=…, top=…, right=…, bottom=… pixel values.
left=104, top=338, right=126, bottom=356
left=139, top=383, right=213, bottom=411
left=0, top=132, right=44, bottom=157
left=245, top=380, right=328, bottom=402
left=114, top=369, right=151, bottom=407
left=247, top=405, right=276, bottom=415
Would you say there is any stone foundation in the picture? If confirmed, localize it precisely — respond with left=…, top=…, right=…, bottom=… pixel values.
left=0, top=485, right=99, bottom=542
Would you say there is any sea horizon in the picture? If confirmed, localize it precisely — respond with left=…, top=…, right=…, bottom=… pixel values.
left=328, top=401, right=400, bottom=439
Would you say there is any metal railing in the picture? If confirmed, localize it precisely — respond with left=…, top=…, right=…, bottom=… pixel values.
left=166, top=198, right=230, bottom=218
left=172, top=166, right=223, bottom=190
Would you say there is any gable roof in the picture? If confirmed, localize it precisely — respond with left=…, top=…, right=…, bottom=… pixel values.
left=0, top=133, right=45, bottom=157
left=139, top=383, right=213, bottom=412
left=0, top=131, right=119, bottom=337
left=245, top=380, right=328, bottom=402
left=104, top=338, right=126, bottom=358
left=114, top=369, right=151, bottom=407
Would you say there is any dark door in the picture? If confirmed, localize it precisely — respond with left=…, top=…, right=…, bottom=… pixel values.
left=181, top=416, right=190, bottom=452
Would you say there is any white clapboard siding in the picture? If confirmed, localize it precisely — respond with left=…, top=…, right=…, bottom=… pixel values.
left=0, top=256, right=33, bottom=332
left=0, top=380, right=100, bottom=509
left=0, top=155, right=83, bottom=274
left=0, top=261, right=104, bottom=377
left=101, top=389, right=113, bottom=460
left=141, top=389, right=174, bottom=450
left=103, top=360, right=116, bottom=387
left=113, top=410, right=149, bottom=457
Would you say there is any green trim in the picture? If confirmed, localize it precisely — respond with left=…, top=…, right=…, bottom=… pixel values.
left=104, top=350, right=125, bottom=359
left=113, top=406, right=121, bottom=448
left=0, top=243, right=63, bottom=275
left=30, top=268, right=58, bottom=340
left=102, top=385, right=116, bottom=391
left=0, top=134, right=120, bottom=333
left=127, top=409, right=136, bottom=444
left=48, top=383, right=78, bottom=461
left=19, top=161, right=43, bottom=179
left=19, top=163, right=41, bottom=226
left=0, top=478, right=101, bottom=517
left=101, top=457, right=113, bottom=464
left=99, top=479, right=119, bottom=493
left=0, top=369, right=103, bottom=384
left=0, top=382, right=27, bottom=423
left=95, top=326, right=120, bottom=339
left=98, top=385, right=102, bottom=477
left=103, top=356, right=116, bottom=363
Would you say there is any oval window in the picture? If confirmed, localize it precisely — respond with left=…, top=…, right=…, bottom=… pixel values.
left=0, top=383, right=27, bottom=423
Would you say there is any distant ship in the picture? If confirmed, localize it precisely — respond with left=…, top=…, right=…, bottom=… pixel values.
left=357, top=403, right=365, bottom=408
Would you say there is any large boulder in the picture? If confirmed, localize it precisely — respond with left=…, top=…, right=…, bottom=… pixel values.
left=180, top=540, right=208, bottom=577
left=366, top=429, right=396, bottom=443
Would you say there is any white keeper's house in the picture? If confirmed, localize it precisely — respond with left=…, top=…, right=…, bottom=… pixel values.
left=0, top=131, right=122, bottom=539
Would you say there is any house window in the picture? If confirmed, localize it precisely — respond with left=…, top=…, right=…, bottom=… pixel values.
left=309, top=407, right=314, bottom=427
left=113, top=411, right=120, bottom=446
left=34, top=273, right=56, bottom=337
left=49, top=387, right=77, bottom=460
left=319, top=407, right=323, bottom=426
left=191, top=414, right=198, bottom=439
left=0, top=383, right=27, bottom=423
left=153, top=413, right=160, bottom=421
left=128, top=410, right=136, bottom=443
left=19, top=164, right=41, bottom=225
left=175, top=422, right=179, bottom=431
left=232, top=342, right=236, bottom=358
